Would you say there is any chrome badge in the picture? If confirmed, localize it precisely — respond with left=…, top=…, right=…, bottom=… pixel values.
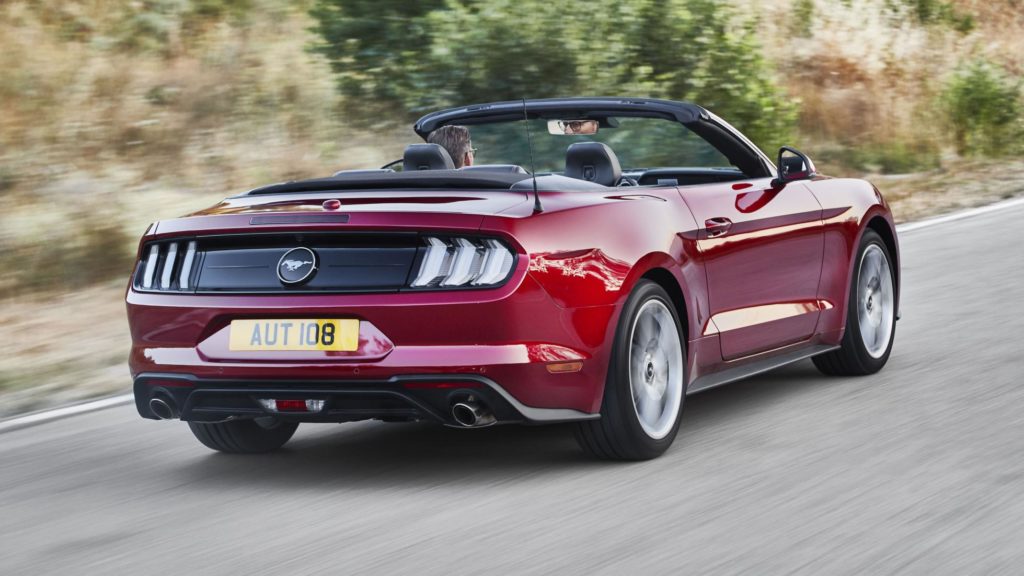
left=276, top=247, right=318, bottom=285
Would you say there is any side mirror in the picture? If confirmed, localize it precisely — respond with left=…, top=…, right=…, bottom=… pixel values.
left=772, top=146, right=816, bottom=187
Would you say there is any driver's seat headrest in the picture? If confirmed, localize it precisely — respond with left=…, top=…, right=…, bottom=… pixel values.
left=403, top=143, right=455, bottom=171
left=564, top=142, right=621, bottom=186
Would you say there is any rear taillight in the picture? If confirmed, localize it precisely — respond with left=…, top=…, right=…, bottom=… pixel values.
left=409, top=236, right=515, bottom=289
left=136, top=240, right=198, bottom=292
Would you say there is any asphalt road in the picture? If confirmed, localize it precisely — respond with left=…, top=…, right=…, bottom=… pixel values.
left=3, top=202, right=1024, bottom=575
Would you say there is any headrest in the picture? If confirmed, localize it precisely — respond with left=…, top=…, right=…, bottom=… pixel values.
left=564, top=142, right=622, bottom=186
left=403, top=144, right=455, bottom=171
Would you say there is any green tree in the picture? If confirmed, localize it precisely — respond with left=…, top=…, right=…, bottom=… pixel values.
left=944, top=61, right=1022, bottom=157
left=309, top=0, right=797, bottom=151
left=308, top=0, right=447, bottom=114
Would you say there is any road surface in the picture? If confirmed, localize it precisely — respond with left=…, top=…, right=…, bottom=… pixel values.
left=3, top=202, right=1024, bottom=575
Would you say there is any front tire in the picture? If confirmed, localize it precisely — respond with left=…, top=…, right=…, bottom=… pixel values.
left=188, top=418, right=299, bottom=454
left=813, top=229, right=896, bottom=376
left=575, top=280, right=686, bottom=460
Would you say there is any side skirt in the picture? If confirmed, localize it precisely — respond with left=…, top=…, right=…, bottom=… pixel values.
left=686, top=343, right=839, bottom=395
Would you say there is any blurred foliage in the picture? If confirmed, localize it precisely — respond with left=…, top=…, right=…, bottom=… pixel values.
left=790, top=0, right=816, bottom=38
left=943, top=61, right=1023, bottom=157
left=818, top=141, right=940, bottom=175
left=0, top=166, right=16, bottom=194
left=309, top=0, right=798, bottom=152
left=113, top=0, right=183, bottom=53
left=889, top=0, right=975, bottom=33
left=111, top=0, right=257, bottom=53
left=0, top=212, right=134, bottom=296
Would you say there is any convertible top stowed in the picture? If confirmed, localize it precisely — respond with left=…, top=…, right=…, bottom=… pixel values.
left=244, top=170, right=530, bottom=195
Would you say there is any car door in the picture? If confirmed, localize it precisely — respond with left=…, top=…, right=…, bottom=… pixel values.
left=679, top=178, right=824, bottom=360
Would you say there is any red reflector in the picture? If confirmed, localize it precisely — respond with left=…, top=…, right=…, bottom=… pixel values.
left=402, top=381, right=483, bottom=390
left=275, top=399, right=308, bottom=412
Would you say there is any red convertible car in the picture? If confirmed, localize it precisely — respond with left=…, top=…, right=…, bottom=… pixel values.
left=126, top=98, right=899, bottom=459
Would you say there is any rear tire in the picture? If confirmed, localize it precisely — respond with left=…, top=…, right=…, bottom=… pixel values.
left=188, top=418, right=298, bottom=454
left=575, top=280, right=686, bottom=460
left=813, top=229, right=896, bottom=376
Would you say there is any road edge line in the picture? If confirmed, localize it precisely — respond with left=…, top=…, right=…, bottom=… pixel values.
left=0, top=394, right=134, bottom=434
left=895, top=196, right=1024, bottom=233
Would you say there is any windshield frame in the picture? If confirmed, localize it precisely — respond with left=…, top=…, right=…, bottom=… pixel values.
left=414, top=97, right=777, bottom=179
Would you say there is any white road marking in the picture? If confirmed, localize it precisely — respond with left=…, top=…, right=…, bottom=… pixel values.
left=896, top=196, right=1024, bottom=233
left=2, top=194, right=1022, bottom=433
left=0, top=394, right=134, bottom=433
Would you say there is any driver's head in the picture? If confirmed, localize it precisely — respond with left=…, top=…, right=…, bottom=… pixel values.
left=427, top=125, right=474, bottom=168
left=563, top=121, right=584, bottom=135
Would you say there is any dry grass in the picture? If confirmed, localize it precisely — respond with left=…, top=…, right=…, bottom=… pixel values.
left=875, top=159, right=1024, bottom=221
left=0, top=0, right=405, bottom=193
left=0, top=0, right=408, bottom=299
left=0, top=280, right=131, bottom=416
left=742, top=0, right=1023, bottom=172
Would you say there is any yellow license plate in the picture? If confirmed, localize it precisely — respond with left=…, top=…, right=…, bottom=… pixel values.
left=228, top=319, right=359, bottom=351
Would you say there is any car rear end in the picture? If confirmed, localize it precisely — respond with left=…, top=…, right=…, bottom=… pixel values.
left=126, top=194, right=604, bottom=431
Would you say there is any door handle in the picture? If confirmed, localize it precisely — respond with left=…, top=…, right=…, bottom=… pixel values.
left=705, top=217, right=733, bottom=238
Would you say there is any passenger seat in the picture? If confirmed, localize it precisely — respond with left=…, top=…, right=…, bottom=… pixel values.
left=403, top=144, right=456, bottom=171
left=564, top=142, right=622, bottom=186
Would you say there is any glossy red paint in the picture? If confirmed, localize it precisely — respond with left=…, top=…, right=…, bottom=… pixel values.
left=679, top=178, right=824, bottom=359
left=126, top=174, right=897, bottom=421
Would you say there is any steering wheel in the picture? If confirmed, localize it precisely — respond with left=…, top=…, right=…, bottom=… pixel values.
left=616, top=176, right=639, bottom=187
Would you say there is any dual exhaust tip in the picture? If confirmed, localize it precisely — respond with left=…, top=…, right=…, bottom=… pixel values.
left=149, top=397, right=178, bottom=420
left=451, top=400, right=496, bottom=428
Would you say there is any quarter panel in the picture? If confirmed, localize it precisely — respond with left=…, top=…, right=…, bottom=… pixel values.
left=481, top=188, right=707, bottom=340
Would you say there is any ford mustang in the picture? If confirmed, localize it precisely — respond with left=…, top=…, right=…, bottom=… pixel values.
left=126, top=97, right=899, bottom=460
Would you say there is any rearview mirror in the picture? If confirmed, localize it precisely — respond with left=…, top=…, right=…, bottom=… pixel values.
left=772, top=146, right=816, bottom=187
left=548, top=119, right=599, bottom=136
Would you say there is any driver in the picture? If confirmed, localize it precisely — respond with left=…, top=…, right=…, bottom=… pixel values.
left=427, top=125, right=475, bottom=169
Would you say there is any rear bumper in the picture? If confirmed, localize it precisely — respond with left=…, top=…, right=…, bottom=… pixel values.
left=134, top=373, right=598, bottom=425
left=126, top=272, right=619, bottom=418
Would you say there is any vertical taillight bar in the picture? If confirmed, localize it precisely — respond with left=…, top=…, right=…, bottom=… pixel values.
left=410, top=237, right=450, bottom=287
left=441, top=238, right=481, bottom=286
left=160, top=242, right=178, bottom=289
left=178, top=241, right=196, bottom=290
left=142, top=244, right=160, bottom=289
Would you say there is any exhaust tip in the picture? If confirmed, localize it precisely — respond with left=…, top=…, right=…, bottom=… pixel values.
left=149, top=397, right=176, bottom=420
left=452, top=403, right=478, bottom=427
left=451, top=401, right=496, bottom=428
